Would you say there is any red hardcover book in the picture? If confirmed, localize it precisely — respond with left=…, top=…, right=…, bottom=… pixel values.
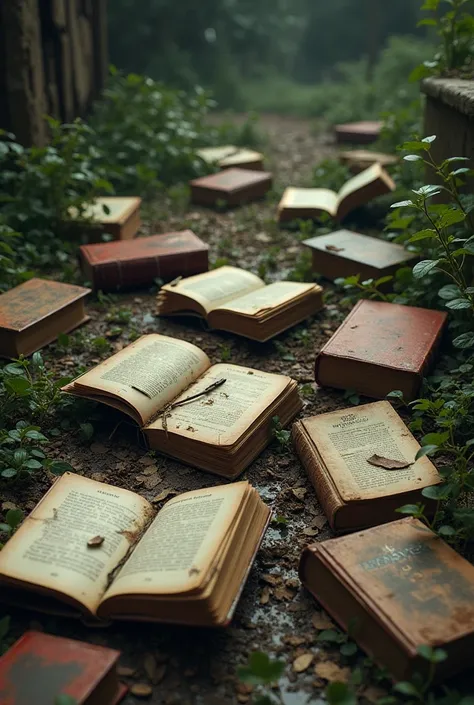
left=79, top=230, right=209, bottom=291
left=315, top=299, right=447, bottom=401
left=189, top=168, right=272, bottom=207
left=334, top=120, right=383, bottom=145
left=0, top=631, right=126, bottom=705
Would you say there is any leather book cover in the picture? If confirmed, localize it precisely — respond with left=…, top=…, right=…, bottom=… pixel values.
left=190, top=168, right=272, bottom=206
left=334, top=120, right=383, bottom=145
left=0, top=631, right=126, bottom=705
left=0, top=279, right=91, bottom=333
left=79, top=230, right=209, bottom=290
left=299, top=518, right=474, bottom=681
left=303, top=230, right=417, bottom=282
left=315, top=299, right=448, bottom=400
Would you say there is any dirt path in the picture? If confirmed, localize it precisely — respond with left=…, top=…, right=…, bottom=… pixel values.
left=2, top=115, right=385, bottom=704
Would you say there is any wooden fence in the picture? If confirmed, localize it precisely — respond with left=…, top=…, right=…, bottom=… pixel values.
left=0, top=0, right=108, bottom=147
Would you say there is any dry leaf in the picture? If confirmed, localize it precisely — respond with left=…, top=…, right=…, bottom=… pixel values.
left=284, top=635, right=307, bottom=647
left=292, top=488, right=307, bottom=501
left=312, top=515, right=327, bottom=530
left=260, top=586, right=271, bottom=605
left=130, top=683, right=153, bottom=697
left=293, top=653, right=314, bottom=673
left=87, top=535, right=104, bottom=548
left=303, top=527, right=318, bottom=537
left=367, top=453, right=411, bottom=470
left=142, top=465, right=158, bottom=476
left=151, top=489, right=177, bottom=503
left=314, top=661, right=350, bottom=682
left=273, top=585, right=296, bottom=601
left=261, top=573, right=282, bottom=586
left=143, top=475, right=162, bottom=490
left=139, top=456, right=156, bottom=466
left=325, top=245, right=344, bottom=252
left=117, top=665, right=136, bottom=677
left=1, top=501, right=16, bottom=511
left=363, top=686, right=389, bottom=703
left=143, top=653, right=158, bottom=682
left=237, top=695, right=250, bottom=704
left=90, top=442, right=108, bottom=455
left=311, top=612, right=334, bottom=631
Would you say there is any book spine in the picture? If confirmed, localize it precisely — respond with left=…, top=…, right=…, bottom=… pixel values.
left=292, top=422, right=342, bottom=530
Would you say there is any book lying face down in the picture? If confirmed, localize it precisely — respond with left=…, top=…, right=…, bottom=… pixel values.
left=62, top=334, right=301, bottom=477
left=0, top=473, right=271, bottom=627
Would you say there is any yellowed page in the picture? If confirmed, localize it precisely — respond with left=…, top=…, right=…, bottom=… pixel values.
left=160, top=267, right=264, bottom=315
left=279, top=187, right=338, bottom=216
left=196, top=145, right=239, bottom=163
left=101, top=482, right=248, bottom=598
left=336, top=163, right=383, bottom=204
left=72, top=334, right=210, bottom=426
left=220, top=149, right=262, bottom=167
left=147, top=363, right=289, bottom=445
left=301, top=401, right=441, bottom=502
left=212, top=281, right=317, bottom=316
left=0, top=473, right=152, bottom=614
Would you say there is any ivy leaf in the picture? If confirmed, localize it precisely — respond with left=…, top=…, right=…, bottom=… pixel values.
left=422, top=484, right=451, bottom=500
left=446, top=298, right=471, bottom=310
left=412, top=259, right=440, bottom=279
left=415, top=444, right=439, bottom=460
left=453, top=332, right=474, bottom=349
left=48, top=460, right=75, bottom=476
left=438, top=284, right=461, bottom=300
left=396, top=504, right=421, bottom=515
left=421, top=432, right=449, bottom=445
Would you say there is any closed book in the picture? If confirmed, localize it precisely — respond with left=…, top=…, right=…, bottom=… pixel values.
left=0, top=630, right=126, bottom=705
left=71, top=197, right=142, bottom=241
left=299, top=518, right=474, bottom=681
left=334, top=120, right=383, bottom=145
left=303, top=229, right=417, bottom=282
left=315, top=299, right=447, bottom=401
left=339, top=149, right=398, bottom=173
left=293, top=401, right=441, bottom=532
left=79, top=230, right=209, bottom=291
left=190, top=168, right=272, bottom=207
left=0, top=279, right=91, bottom=358
left=197, top=145, right=264, bottom=171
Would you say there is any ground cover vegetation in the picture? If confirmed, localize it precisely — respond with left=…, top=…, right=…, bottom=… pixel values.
left=1, top=0, right=474, bottom=703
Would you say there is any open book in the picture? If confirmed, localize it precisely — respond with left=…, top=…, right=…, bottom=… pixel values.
left=62, top=334, right=301, bottom=477
left=277, top=163, right=396, bottom=223
left=157, top=266, right=323, bottom=342
left=0, top=473, right=270, bottom=626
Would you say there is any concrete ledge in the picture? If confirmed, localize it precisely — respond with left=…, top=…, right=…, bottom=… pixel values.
left=421, top=77, right=474, bottom=118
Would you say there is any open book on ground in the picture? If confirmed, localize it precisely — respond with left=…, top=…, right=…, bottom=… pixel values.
left=156, top=266, right=323, bottom=341
left=277, top=163, right=395, bottom=223
left=197, top=145, right=264, bottom=170
left=62, top=334, right=301, bottom=477
left=0, top=473, right=270, bottom=627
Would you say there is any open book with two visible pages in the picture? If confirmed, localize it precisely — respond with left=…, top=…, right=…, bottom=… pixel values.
left=63, top=334, right=301, bottom=477
left=157, top=266, right=323, bottom=342
left=277, top=163, right=396, bottom=223
left=0, top=473, right=270, bottom=626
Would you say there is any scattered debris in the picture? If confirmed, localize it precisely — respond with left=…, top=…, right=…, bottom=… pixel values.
left=87, top=535, right=104, bottom=548
left=325, top=245, right=344, bottom=252
left=130, top=683, right=153, bottom=698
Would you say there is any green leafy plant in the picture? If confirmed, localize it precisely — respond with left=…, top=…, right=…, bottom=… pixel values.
left=237, top=651, right=285, bottom=705
left=271, top=416, right=291, bottom=451
left=0, top=508, right=24, bottom=548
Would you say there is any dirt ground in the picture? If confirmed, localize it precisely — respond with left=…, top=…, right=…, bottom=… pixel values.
left=2, top=115, right=390, bottom=704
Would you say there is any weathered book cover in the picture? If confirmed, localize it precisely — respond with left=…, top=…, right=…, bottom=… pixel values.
left=315, top=299, right=447, bottom=401
left=79, top=230, right=209, bottom=290
left=190, top=168, right=272, bottom=206
left=303, top=229, right=417, bottom=282
left=75, top=197, right=142, bottom=241
left=0, top=279, right=90, bottom=333
left=293, top=401, right=440, bottom=532
left=299, top=517, right=474, bottom=681
left=334, top=120, right=383, bottom=145
left=0, top=631, right=126, bottom=705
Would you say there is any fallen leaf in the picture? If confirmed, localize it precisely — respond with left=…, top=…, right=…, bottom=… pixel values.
left=261, top=573, right=282, bottom=586
left=117, top=665, right=136, bottom=677
left=130, top=683, right=153, bottom=698
left=143, top=475, right=162, bottom=490
left=87, top=535, right=104, bottom=548
left=255, top=232, right=271, bottom=243
left=144, top=653, right=157, bottom=682
left=1, top=501, right=16, bottom=511
left=142, top=465, right=158, bottom=476
left=293, top=653, right=314, bottom=673
left=151, top=489, right=177, bottom=503
left=314, top=661, right=350, bottom=682
left=273, top=585, right=296, bottom=601
left=367, top=453, right=411, bottom=470
left=312, top=515, right=327, bottom=530
left=303, top=527, right=319, bottom=537
left=292, top=488, right=307, bottom=501
left=325, top=245, right=344, bottom=252
left=260, top=586, right=271, bottom=604
left=284, top=635, right=307, bottom=647
left=90, top=442, right=108, bottom=455
left=139, top=456, right=156, bottom=466
left=311, top=612, right=334, bottom=631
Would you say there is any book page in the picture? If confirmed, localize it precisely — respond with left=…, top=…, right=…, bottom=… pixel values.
left=197, top=145, right=239, bottom=163
left=0, top=473, right=152, bottom=614
left=146, top=363, right=289, bottom=445
left=211, top=281, right=316, bottom=316
left=160, top=267, right=264, bottom=314
left=302, top=401, right=440, bottom=502
left=280, top=188, right=338, bottom=216
left=101, top=483, right=248, bottom=598
left=336, top=163, right=383, bottom=205
left=72, top=335, right=210, bottom=426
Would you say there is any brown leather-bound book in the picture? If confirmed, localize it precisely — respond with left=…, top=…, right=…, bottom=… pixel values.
left=334, top=120, right=383, bottom=145
left=303, top=229, right=417, bottom=282
left=0, top=630, right=126, bottom=705
left=0, top=279, right=91, bottom=358
left=157, top=266, right=323, bottom=342
left=315, top=300, right=447, bottom=401
left=0, top=473, right=271, bottom=627
left=197, top=145, right=264, bottom=171
left=277, top=164, right=395, bottom=223
left=79, top=230, right=209, bottom=291
left=62, top=334, right=301, bottom=477
left=190, top=168, right=272, bottom=207
left=70, top=197, right=142, bottom=240
left=299, top=517, right=474, bottom=681
left=293, top=401, right=441, bottom=533
left=339, top=149, right=398, bottom=173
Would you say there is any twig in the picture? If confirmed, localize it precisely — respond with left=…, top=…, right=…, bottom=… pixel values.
left=159, top=378, right=226, bottom=438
